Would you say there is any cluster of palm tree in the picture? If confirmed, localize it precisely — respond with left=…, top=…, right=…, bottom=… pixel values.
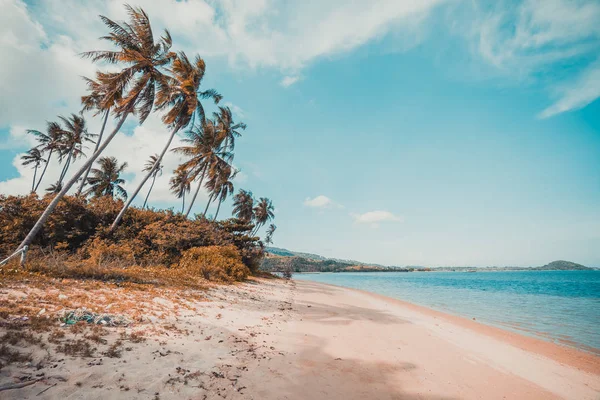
left=23, top=114, right=95, bottom=193
left=13, top=5, right=275, bottom=256
left=232, top=189, right=276, bottom=238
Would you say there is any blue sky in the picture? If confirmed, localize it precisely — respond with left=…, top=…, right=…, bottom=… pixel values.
left=1, top=0, right=599, bottom=267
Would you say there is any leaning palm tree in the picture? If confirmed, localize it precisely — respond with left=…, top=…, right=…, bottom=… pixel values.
left=214, top=106, right=246, bottom=155
left=265, top=224, right=277, bottom=245
left=17, top=5, right=175, bottom=253
left=169, top=165, right=192, bottom=213
left=232, top=189, right=254, bottom=223
left=110, top=51, right=221, bottom=230
left=77, top=73, right=124, bottom=195
left=84, top=156, right=128, bottom=200
left=27, top=121, right=63, bottom=191
left=55, top=114, right=95, bottom=186
left=21, top=148, right=46, bottom=192
left=211, top=166, right=237, bottom=221
left=173, top=119, right=229, bottom=218
left=142, top=154, right=163, bottom=209
left=202, top=161, right=235, bottom=217
left=252, top=197, right=275, bottom=235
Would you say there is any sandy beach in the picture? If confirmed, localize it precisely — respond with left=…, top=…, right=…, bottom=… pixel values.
left=1, top=278, right=598, bottom=399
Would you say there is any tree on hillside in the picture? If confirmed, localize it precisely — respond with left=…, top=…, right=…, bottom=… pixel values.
left=84, top=156, right=128, bottom=200
left=20, top=148, right=46, bottom=192
left=17, top=5, right=175, bottom=253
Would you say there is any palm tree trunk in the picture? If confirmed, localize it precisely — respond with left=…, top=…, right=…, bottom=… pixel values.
left=203, top=193, right=214, bottom=216
left=31, top=164, right=38, bottom=193
left=184, top=168, right=206, bottom=218
left=17, top=113, right=129, bottom=253
left=77, top=109, right=109, bottom=195
left=110, top=126, right=181, bottom=231
left=58, top=149, right=74, bottom=185
left=213, top=199, right=222, bottom=221
left=181, top=192, right=185, bottom=213
left=34, top=149, right=53, bottom=192
left=142, top=174, right=156, bottom=209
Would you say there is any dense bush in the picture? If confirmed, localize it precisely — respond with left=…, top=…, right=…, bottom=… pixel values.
left=178, top=245, right=250, bottom=282
left=0, top=194, right=264, bottom=275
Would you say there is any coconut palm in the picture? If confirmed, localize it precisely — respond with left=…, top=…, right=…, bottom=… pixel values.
left=169, top=165, right=192, bottom=213
left=173, top=119, right=230, bottom=218
left=265, top=224, right=277, bottom=245
left=111, top=51, right=221, bottom=230
left=77, top=73, right=124, bottom=195
left=45, top=182, right=62, bottom=195
left=214, top=106, right=246, bottom=155
left=18, top=5, right=175, bottom=253
left=232, top=189, right=254, bottom=224
left=27, top=121, right=63, bottom=191
left=142, top=154, right=163, bottom=209
left=84, top=157, right=128, bottom=200
left=55, top=114, right=95, bottom=186
left=252, top=197, right=274, bottom=235
left=202, top=162, right=236, bottom=218
left=21, top=148, right=46, bottom=193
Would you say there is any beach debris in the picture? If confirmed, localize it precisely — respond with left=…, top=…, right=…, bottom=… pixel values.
left=59, top=309, right=132, bottom=327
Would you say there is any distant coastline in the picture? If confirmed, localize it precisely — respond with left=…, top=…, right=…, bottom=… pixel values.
left=263, top=247, right=595, bottom=273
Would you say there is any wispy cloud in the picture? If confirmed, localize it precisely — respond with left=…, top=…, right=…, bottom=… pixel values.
left=472, top=0, right=600, bottom=117
left=280, top=75, right=300, bottom=87
left=538, top=60, right=600, bottom=118
left=351, top=210, right=403, bottom=224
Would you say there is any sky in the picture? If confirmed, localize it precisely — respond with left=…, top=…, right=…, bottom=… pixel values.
left=0, top=0, right=599, bottom=267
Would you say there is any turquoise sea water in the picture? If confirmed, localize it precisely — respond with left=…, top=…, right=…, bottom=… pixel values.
left=295, top=271, right=600, bottom=353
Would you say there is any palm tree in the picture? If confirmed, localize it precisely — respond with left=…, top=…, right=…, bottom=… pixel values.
left=110, top=51, right=221, bottom=230
left=232, top=189, right=254, bottom=223
left=252, top=197, right=274, bottom=235
left=21, top=148, right=46, bottom=192
left=214, top=106, right=246, bottom=155
left=265, top=224, right=277, bottom=245
left=84, top=156, right=128, bottom=200
left=55, top=114, right=95, bottom=186
left=45, top=182, right=62, bottom=195
left=27, top=121, right=62, bottom=191
left=18, top=5, right=175, bottom=253
left=142, top=154, right=163, bottom=209
left=173, top=119, right=229, bottom=218
left=212, top=166, right=237, bottom=221
left=77, top=73, right=124, bottom=195
left=203, top=162, right=236, bottom=218
left=169, top=165, right=192, bottom=213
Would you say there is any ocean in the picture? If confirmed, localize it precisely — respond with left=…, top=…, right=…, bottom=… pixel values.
left=295, top=270, right=600, bottom=353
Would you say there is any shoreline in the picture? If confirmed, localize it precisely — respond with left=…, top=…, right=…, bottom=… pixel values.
left=302, top=279, right=600, bottom=373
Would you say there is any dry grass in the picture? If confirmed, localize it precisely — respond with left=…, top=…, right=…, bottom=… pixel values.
left=56, top=339, right=96, bottom=357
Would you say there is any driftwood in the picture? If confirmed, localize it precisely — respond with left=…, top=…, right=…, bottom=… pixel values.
left=0, top=378, right=42, bottom=392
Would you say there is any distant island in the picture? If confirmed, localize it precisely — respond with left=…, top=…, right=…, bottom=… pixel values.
left=261, top=248, right=594, bottom=273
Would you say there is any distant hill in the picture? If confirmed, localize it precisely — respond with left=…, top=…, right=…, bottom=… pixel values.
left=533, top=260, right=591, bottom=271
left=263, top=248, right=594, bottom=272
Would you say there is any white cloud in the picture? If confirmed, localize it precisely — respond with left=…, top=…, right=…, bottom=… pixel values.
left=472, top=0, right=600, bottom=117
left=304, top=195, right=335, bottom=208
left=538, top=60, right=600, bottom=118
left=351, top=210, right=403, bottom=224
left=280, top=75, right=300, bottom=87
